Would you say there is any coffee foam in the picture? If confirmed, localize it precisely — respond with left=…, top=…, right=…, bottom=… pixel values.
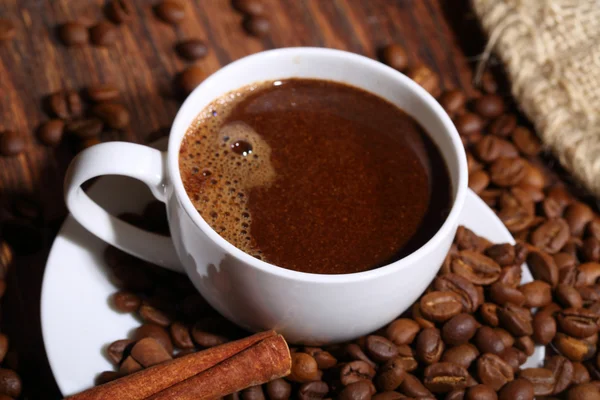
left=179, top=83, right=275, bottom=258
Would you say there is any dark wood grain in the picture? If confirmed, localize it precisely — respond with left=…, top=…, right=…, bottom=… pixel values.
left=0, top=0, right=482, bottom=398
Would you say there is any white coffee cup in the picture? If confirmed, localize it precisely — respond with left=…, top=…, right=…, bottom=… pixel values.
left=64, top=47, right=467, bottom=344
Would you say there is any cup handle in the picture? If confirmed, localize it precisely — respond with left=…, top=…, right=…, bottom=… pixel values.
left=64, top=142, right=184, bottom=273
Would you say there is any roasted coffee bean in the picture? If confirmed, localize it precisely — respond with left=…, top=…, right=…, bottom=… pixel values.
left=474, top=136, right=503, bottom=162
left=511, top=127, right=541, bottom=156
left=545, top=355, right=573, bottom=394
left=191, top=325, right=228, bottom=348
left=288, top=352, right=319, bottom=383
left=583, top=237, right=600, bottom=262
left=588, top=219, right=600, bottom=240
left=435, top=274, right=482, bottom=313
left=0, top=130, right=25, bottom=156
left=406, top=65, right=439, bottom=97
left=106, top=339, right=133, bottom=364
left=489, top=282, right=526, bottom=306
left=521, top=163, right=545, bottom=190
left=344, top=343, right=376, bottom=369
left=178, top=65, right=205, bottom=94
left=132, top=324, right=173, bottom=354
left=381, top=43, right=409, bottom=72
left=494, top=328, right=515, bottom=349
left=106, top=0, right=133, bottom=23
left=543, top=197, right=566, bottom=219
left=339, top=380, right=373, bottom=400
left=518, top=368, right=555, bottom=396
left=90, top=21, right=117, bottom=46
left=0, top=368, right=21, bottom=398
left=567, top=383, right=600, bottom=400
left=169, top=322, right=194, bottom=349
left=532, top=311, right=557, bottom=345
left=86, top=84, right=120, bottom=103
left=365, top=335, right=397, bottom=362
left=423, top=362, right=468, bottom=393
left=265, top=378, right=291, bottom=400
left=442, top=344, right=480, bottom=369
left=58, top=22, right=89, bottom=46
left=498, top=378, right=534, bottom=400
left=485, top=244, right=516, bottom=266
left=572, top=362, right=590, bottom=385
left=498, top=304, right=533, bottom=337
left=481, top=303, right=500, bottom=327
left=138, top=303, right=171, bottom=327
left=452, top=251, right=501, bottom=285
left=565, top=203, right=594, bottom=237
left=477, top=353, right=514, bottom=391
left=489, top=114, right=517, bottom=137
left=555, top=251, right=577, bottom=269
left=298, top=381, right=328, bottom=400
left=499, top=347, right=523, bottom=372
left=455, top=113, right=484, bottom=136
left=241, top=385, right=265, bottom=400
left=440, top=90, right=466, bottom=117
left=490, top=157, right=527, bottom=187
left=465, top=384, right=497, bottom=400
left=111, top=290, right=141, bottom=313
left=416, top=328, right=444, bottom=365
left=455, top=226, right=492, bottom=252
left=243, top=16, right=271, bottom=37
left=420, top=291, right=463, bottom=322
left=514, top=336, right=534, bottom=356
left=37, top=119, right=65, bottom=147
left=442, top=313, right=478, bottom=345
left=49, top=90, right=83, bottom=119
left=474, top=326, right=506, bottom=355
left=469, top=170, right=489, bottom=194
left=376, top=357, right=407, bottom=391
left=130, top=337, right=172, bottom=367
left=500, top=189, right=535, bottom=216
left=0, top=18, right=15, bottom=41
left=303, top=347, right=337, bottom=369
left=95, top=370, right=119, bottom=385
left=92, top=103, right=130, bottom=129
left=399, top=374, right=433, bottom=397
left=395, top=344, right=418, bottom=372
left=155, top=0, right=185, bottom=24
left=176, top=39, right=208, bottom=61
left=340, top=360, right=376, bottom=386
left=474, top=94, right=504, bottom=118
left=575, top=263, right=600, bottom=287
left=527, top=250, right=559, bottom=287
left=120, top=356, right=142, bottom=374
left=530, top=219, right=570, bottom=254
left=557, top=308, right=600, bottom=338
left=554, top=333, right=596, bottom=362
left=225, top=392, right=241, bottom=400
left=519, top=281, right=551, bottom=309
left=372, top=392, right=403, bottom=400
left=385, top=318, right=420, bottom=345
left=498, top=206, right=535, bottom=234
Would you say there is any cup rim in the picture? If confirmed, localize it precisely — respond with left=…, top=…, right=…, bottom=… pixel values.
left=168, top=47, right=467, bottom=283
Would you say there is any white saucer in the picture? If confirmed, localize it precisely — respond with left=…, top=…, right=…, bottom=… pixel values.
left=41, top=145, right=544, bottom=396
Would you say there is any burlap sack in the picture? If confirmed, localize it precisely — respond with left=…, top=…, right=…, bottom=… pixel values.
left=471, top=0, right=600, bottom=197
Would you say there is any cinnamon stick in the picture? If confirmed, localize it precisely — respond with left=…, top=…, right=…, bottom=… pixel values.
left=147, top=334, right=291, bottom=400
left=67, top=330, right=276, bottom=400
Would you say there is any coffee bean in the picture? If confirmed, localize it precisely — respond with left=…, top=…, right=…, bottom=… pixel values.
left=340, top=360, right=375, bottom=386
left=557, top=282, right=585, bottom=308
left=442, top=313, right=478, bottom=345
left=420, top=291, right=463, bottom=322
left=489, top=114, right=517, bottom=137
left=485, top=244, right=516, bottom=266
left=176, top=39, right=208, bottom=61
left=131, top=337, right=172, bottom=367
left=532, top=310, right=557, bottom=345
left=474, top=94, right=504, bottom=118
left=416, top=328, right=444, bottom=365
left=288, top=352, right=319, bottom=383
left=519, top=280, right=552, bottom=308
left=489, top=282, right=526, bottom=306
left=178, top=66, right=205, bottom=94
left=474, top=326, right=506, bottom=355
left=37, top=119, right=65, bottom=147
left=0, top=368, right=21, bottom=398
left=498, top=206, right=535, bottom=234
left=58, top=22, right=89, bottom=46
left=567, top=383, right=600, bottom=400
left=92, top=103, right=130, bottom=129
left=365, top=335, right=397, bottom=363
left=423, top=362, right=468, bottom=393
left=95, top=370, right=119, bottom=386
left=344, top=343, right=377, bottom=369
left=442, top=344, right=480, bottom=369
left=440, top=90, right=466, bottom=117
left=339, top=380, right=373, bottom=400
left=527, top=250, right=559, bottom=287
left=372, top=392, right=403, bottom=400
left=381, top=43, right=409, bottom=72
left=455, top=226, right=492, bottom=252
left=544, top=355, right=573, bottom=394
left=554, top=332, right=596, bottom=362
left=48, top=90, right=83, bottom=119
left=455, top=113, right=483, bottom=136
left=575, top=263, right=600, bottom=287
left=498, top=378, right=534, bottom=400
left=243, top=16, right=270, bottom=37
left=499, top=347, right=522, bottom=372
left=518, top=368, right=555, bottom=396
left=298, top=381, right=328, bottom=400
left=583, top=237, right=600, bottom=262
left=66, top=118, right=104, bottom=139
left=565, top=202, right=595, bottom=237
left=407, top=65, right=440, bottom=97
left=557, top=308, right=600, bottom=338
left=106, top=0, right=133, bottom=24
left=232, top=0, right=266, bottom=16
left=90, top=21, right=117, bottom=46
left=469, top=170, right=490, bottom=194
left=511, top=127, right=541, bottom=156
left=242, top=385, right=265, bottom=400
left=399, top=374, right=433, bottom=398
left=435, top=274, right=482, bottom=313
left=86, top=84, right=120, bottom=103
left=385, top=318, right=420, bottom=345
left=572, top=362, right=590, bottom=385
left=111, top=290, right=141, bottom=313
left=498, top=304, right=533, bottom=337
left=132, top=324, right=173, bottom=354
left=119, top=355, right=142, bottom=375
left=303, top=347, right=337, bottom=370
left=376, top=357, right=407, bottom=391
left=514, top=336, right=535, bottom=356
left=465, top=384, right=497, bottom=400
left=530, top=218, right=570, bottom=254
left=0, top=131, right=25, bottom=157
left=480, top=303, right=500, bottom=327
left=587, top=219, right=600, bottom=240
left=494, top=328, right=515, bottom=349
left=265, top=378, right=291, bottom=400
left=490, top=157, right=527, bottom=187
left=106, top=339, right=133, bottom=364
left=452, top=250, right=501, bottom=285
left=190, top=325, right=228, bottom=348
left=477, top=353, right=514, bottom=391
left=395, top=345, right=418, bottom=372
left=155, top=0, right=185, bottom=24
left=167, top=322, right=193, bottom=349
left=0, top=18, right=15, bottom=41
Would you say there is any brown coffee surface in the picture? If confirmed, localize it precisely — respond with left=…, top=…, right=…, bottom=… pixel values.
left=180, top=79, right=452, bottom=274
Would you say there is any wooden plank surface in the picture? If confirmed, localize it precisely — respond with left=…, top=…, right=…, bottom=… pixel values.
left=0, top=0, right=487, bottom=398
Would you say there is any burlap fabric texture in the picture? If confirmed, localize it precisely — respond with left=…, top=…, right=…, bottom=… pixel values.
left=471, top=0, right=600, bottom=197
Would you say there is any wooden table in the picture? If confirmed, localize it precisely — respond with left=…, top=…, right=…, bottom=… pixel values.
left=0, top=0, right=497, bottom=397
